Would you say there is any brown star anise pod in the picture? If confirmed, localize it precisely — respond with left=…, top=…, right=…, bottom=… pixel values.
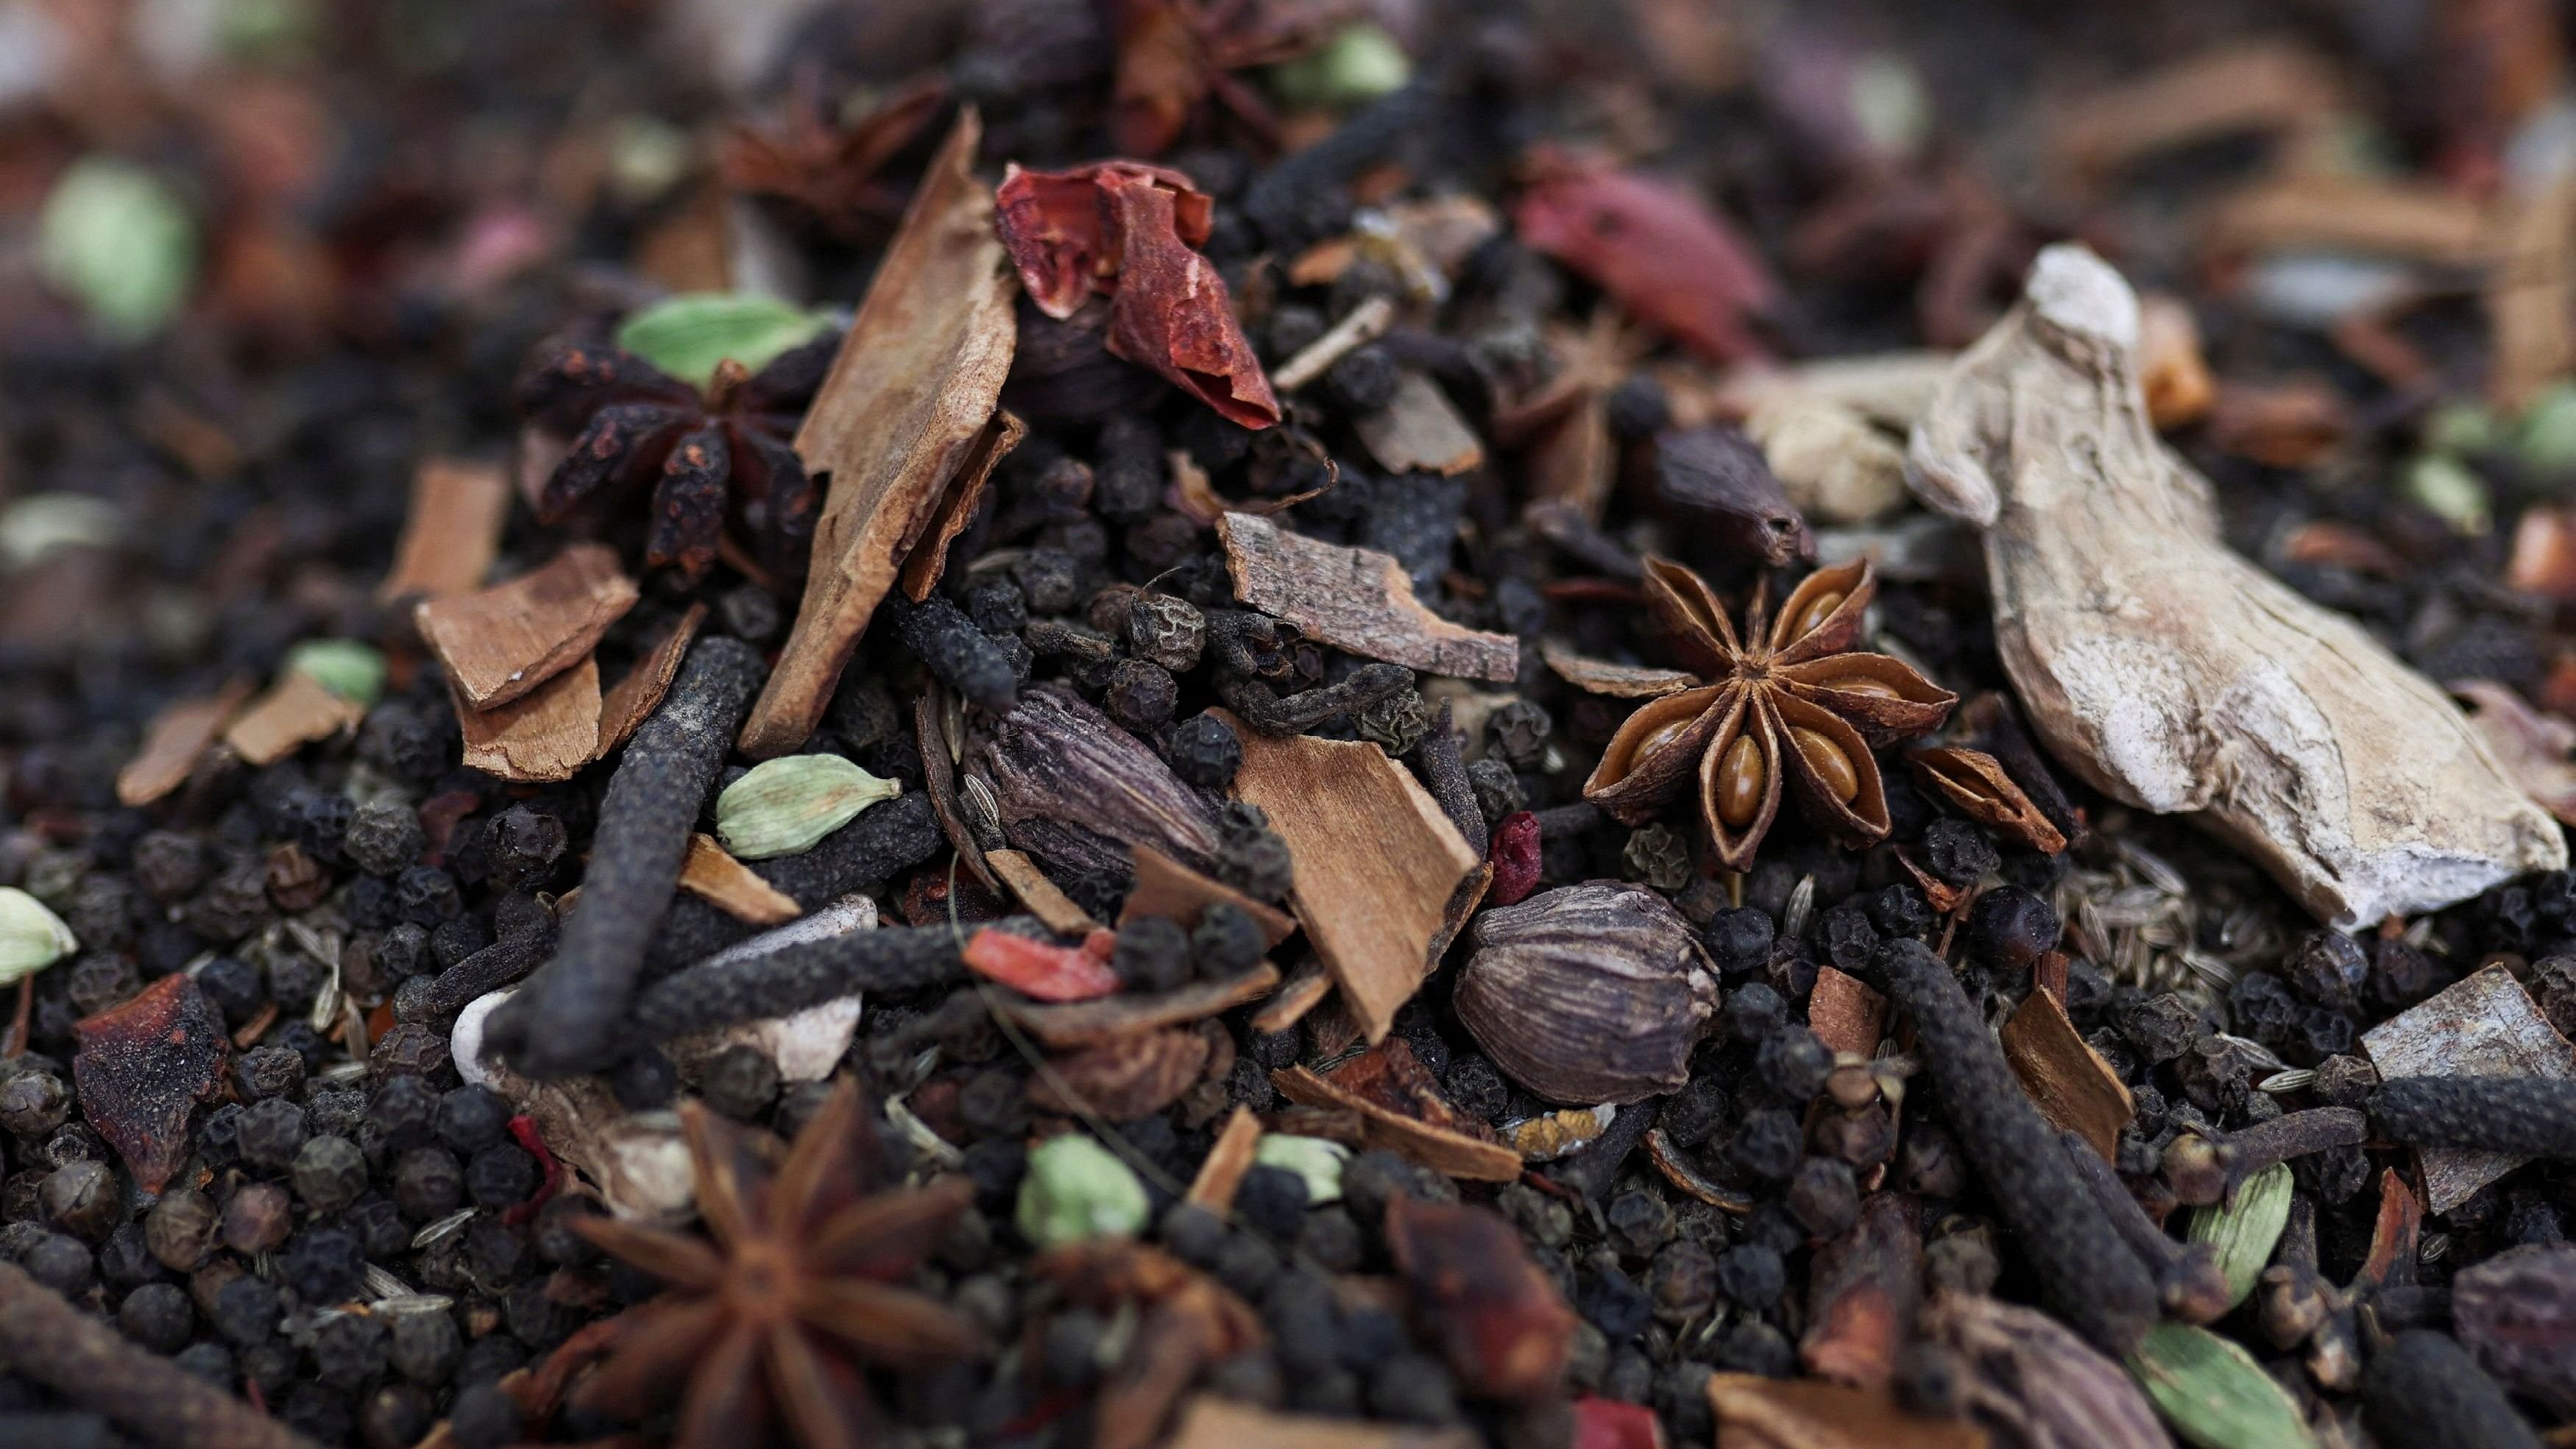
left=515, top=330, right=835, bottom=583
left=721, top=71, right=951, bottom=242
left=570, top=1079, right=983, bottom=1449
left=1579, top=556, right=1957, bottom=871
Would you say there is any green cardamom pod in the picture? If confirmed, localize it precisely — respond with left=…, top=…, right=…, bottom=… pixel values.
left=1014, top=1134, right=1147, bottom=1248
left=614, top=292, right=830, bottom=389
left=715, top=755, right=900, bottom=860
left=2187, top=1161, right=2295, bottom=1310
left=285, top=640, right=387, bottom=706
left=1253, top=1135, right=1350, bottom=1205
left=2128, top=1322, right=2318, bottom=1449
left=0, top=887, right=79, bottom=984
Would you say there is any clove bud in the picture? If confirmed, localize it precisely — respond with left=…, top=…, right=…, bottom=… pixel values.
left=1453, top=882, right=1720, bottom=1104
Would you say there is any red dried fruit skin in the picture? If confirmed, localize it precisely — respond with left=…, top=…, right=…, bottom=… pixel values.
left=1490, top=810, right=1542, bottom=907
left=1574, top=1397, right=1668, bottom=1449
left=964, top=927, right=1125, bottom=1002
left=1514, top=148, right=1779, bottom=364
left=71, top=974, right=229, bottom=1194
left=997, top=162, right=1212, bottom=320
left=1384, top=1196, right=1577, bottom=1401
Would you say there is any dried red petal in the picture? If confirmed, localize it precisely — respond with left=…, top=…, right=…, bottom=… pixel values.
left=1102, top=171, right=1279, bottom=429
left=502, top=1113, right=565, bottom=1226
left=71, top=974, right=228, bottom=1194
left=1514, top=149, right=1778, bottom=364
left=996, top=161, right=1213, bottom=319
left=964, top=927, right=1124, bottom=1002
left=1574, top=1397, right=1667, bottom=1449
left=1489, top=810, right=1542, bottom=906
left=1384, top=1196, right=1578, bottom=1401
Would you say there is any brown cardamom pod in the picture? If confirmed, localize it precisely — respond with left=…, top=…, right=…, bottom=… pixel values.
left=970, top=684, right=1222, bottom=873
left=1453, top=881, right=1719, bottom=1104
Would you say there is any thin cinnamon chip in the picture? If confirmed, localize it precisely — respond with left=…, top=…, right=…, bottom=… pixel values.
left=1248, top=960, right=1333, bottom=1035
left=1272, top=1042, right=1521, bottom=1182
left=2204, top=172, right=2492, bottom=266
left=1185, top=1108, right=1263, bottom=1211
left=997, top=966, right=1281, bottom=1050
left=2357, top=1166, right=2424, bottom=1290
left=1121, top=842, right=1297, bottom=946
left=1541, top=640, right=1697, bottom=698
left=414, top=543, right=639, bottom=710
left=2490, top=169, right=2576, bottom=412
left=2047, top=43, right=2338, bottom=183
left=1222, top=712, right=1485, bottom=1043
left=1705, top=1372, right=1985, bottom=1449
left=1352, top=372, right=1485, bottom=476
left=1907, top=746, right=2069, bottom=854
left=454, top=656, right=601, bottom=784
left=899, top=410, right=1026, bottom=602
left=678, top=833, right=801, bottom=925
left=378, top=458, right=510, bottom=602
left=1164, top=1394, right=1477, bottom=1449
left=1167, top=447, right=1326, bottom=526
left=224, top=672, right=364, bottom=767
left=1807, top=966, right=1887, bottom=1060
left=1270, top=294, right=1395, bottom=393
left=2000, top=987, right=2134, bottom=1162
left=118, top=677, right=253, bottom=807
left=741, top=110, right=1018, bottom=758
left=1219, top=514, right=1519, bottom=683
left=987, top=848, right=1100, bottom=935
left=596, top=602, right=707, bottom=755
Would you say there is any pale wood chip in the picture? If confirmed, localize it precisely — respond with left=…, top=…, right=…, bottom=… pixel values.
left=1272, top=1063, right=1521, bottom=1180
left=1218, top=514, right=1518, bottom=682
left=899, top=410, right=1026, bottom=601
left=1352, top=372, right=1485, bottom=476
left=1248, top=960, right=1334, bottom=1035
left=1185, top=1108, right=1264, bottom=1211
left=1121, top=842, right=1298, bottom=946
left=740, top=109, right=1018, bottom=757
left=224, top=672, right=364, bottom=767
left=454, top=656, right=601, bottom=784
left=2488, top=169, right=2576, bottom=414
left=1270, top=295, right=1395, bottom=393
left=1220, top=712, right=1484, bottom=1042
left=2000, top=986, right=2134, bottom=1163
left=378, top=458, right=510, bottom=602
left=1169, top=447, right=1327, bottom=527
left=118, top=678, right=253, bottom=806
left=2362, top=962, right=2576, bottom=1211
left=2048, top=43, right=2340, bottom=183
left=997, top=966, right=1281, bottom=1050
left=1806, top=966, right=1886, bottom=1060
left=596, top=602, right=707, bottom=755
left=415, top=543, right=638, bottom=709
left=2203, top=172, right=2493, bottom=267
left=987, top=848, right=1100, bottom=935
left=1706, top=1372, right=1987, bottom=1449
left=1541, top=640, right=1698, bottom=698
left=678, top=834, right=802, bottom=925
left=1164, top=1395, right=1476, bottom=1449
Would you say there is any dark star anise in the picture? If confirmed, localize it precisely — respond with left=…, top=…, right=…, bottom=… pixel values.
left=1579, top=556, right=1956, bottom=871
left=570, top=1079, right=983, bottom=1449
left=516, top=330, right=837, bottom=582
left=721, top=72, right=951, bottom=242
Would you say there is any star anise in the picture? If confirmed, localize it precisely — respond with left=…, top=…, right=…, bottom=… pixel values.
left=569, top=1079, right=984, bottom=1449
left=721, top=71, right=951, bottom=242
left=1578, top=556, right=1957, bottom=871
left=515, top=330, right=835, bottom=583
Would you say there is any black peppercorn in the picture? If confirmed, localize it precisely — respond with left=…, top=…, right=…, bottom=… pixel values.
left=291, top=1136, right=370, bottom=1214
left=1757, top=1026, right=1834, bottom=1102
left=1111, top=917, right=1193, bottom=993
left=466, top=1143, right=539, bottom=1208
left=0, top=1070, right=70, bottom=1138
left=1920, top=818, right=1999, bottom=886
left=1724, top=982, right=1786, bottom=1044
left=1814, top=904, right=1878, bottom=971
left=1189, top=903, right=1264, bottom=979
left=1103, top=658, right=1178, bottom=731
left=1962, top=886, right=2060, bottom=974
left=391, top=1146, right=464, bottom=1221
left=117, top=1280, right=194, bottom=1353
left=210, top=1274, right=280, bottom=1345
left=1788, top=1157, right=1861, bottom=1238
left=1716, top=1242, right=1786, bottom=1308
left=698, top=1044, right=780, bottom=1121
left=1728, top=1108, right=1803, bottom=1180
left=236, top=1097, right=308, bottom=1172
left=235, top=1043, right=305, bottom=1101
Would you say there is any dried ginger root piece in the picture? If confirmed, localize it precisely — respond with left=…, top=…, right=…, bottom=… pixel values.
left=1907, top=244, right=2565, bottom=927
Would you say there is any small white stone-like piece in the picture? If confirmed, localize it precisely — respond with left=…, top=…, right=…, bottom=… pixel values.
left=2363, top=963, right=2576, bottom=1212
left=1908, top=244, right=2566, bottom=927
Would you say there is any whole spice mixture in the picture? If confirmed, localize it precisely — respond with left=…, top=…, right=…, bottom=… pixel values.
left=18, top=4, right=2576, bottom=1449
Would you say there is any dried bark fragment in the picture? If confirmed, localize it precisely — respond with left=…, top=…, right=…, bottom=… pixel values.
left=2046, top=42, right=2338, bottom=183
left=676, top=833, right=800, bottom=925
left=1272, top=1044, right=1521, bottom=1181
left=987, top=848, right=1100, bottom=935
left=1034, top=1241, right=1267, bottom=1449
left=1352, top=372, right=1485, bottom=476
left=1808, top=966, right=1886, bottom=1060
left=1119, top=842, right=1298, bottom=947
left=1219, top=513, right=1518, bottom=683
left=2204, top=172, right=2491, bottom=266
left=898, top=409, right=1025, bottom=600
left=1916, top=1292, right=2173, bottom=1449
left=2452, top=1244, right=2576, bottom=1414
left=1271, top=294, right=1395, bottom=393
left=454, top=655, right=601, bottom=784
left=379, top=457, right=509, bottom=602
left=1705, top=1372, right=1988, bottom=1449
left=1540, top=644, right=1696, bottom=699
left=741, top=110, right=1018, bottom=758
left=1248, top=960, right=1332, bottom=1034
left=1384, top=1196, right=1577, bottom=1400
left=1513, top=148, right=1777, bottom=364
left=1163, top=1395, right=1477, bottom=1449
left=2360, top=963, right=2576, bottom=1211
left=1186, top=1108, right=1263, bottom=1211
left=117, top=677, right=252, bottom=807
left=2001, top=986, right=2134, bottom=1163
left=223, top=670, right=364, bottom=767
left=1029, top=1027, right=1211, bottom=1118
left=2488, top=169, right=2576, bottom=413
left=1907, top=245, right=2565, bottom=927
left=2136, top=294, right=2215, bottom=430
left=2358, top=1167, right=2424, bottom=1292
left=998, top=965, right=1279, bottom=1050
left=1801, top=1193, right=1922, bottom=1392
left=1455, top=882, right=1719, bottom=1104
left=1222, top=711, right=1485, bottom=1043
left=415, top=543, right=639, bottom=709
left=595, top=601, right=705, bottom=755
left=71, top=974, right=227, bottom=1194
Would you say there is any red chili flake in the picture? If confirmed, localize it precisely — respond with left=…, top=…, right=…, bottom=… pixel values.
left=71, top=974, right=228, bottom=1194
left=1384, top=1195, right=1578, bottom=1401
left=1574, top=1397, right=1667, bottom=1449
left=502, top=1113, right=564, bottom=1225
left=964, top=927, right=1124, bottom=1002
left=1490, top=811, right=1542, bottom=907
left=1083, top=927, right=1118, bottom=961
left=1513, top=146, right=1779, bottom=364
left=415, top=789, right=484, bottom=863
left=994, top=161, right=1278, bottom=430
